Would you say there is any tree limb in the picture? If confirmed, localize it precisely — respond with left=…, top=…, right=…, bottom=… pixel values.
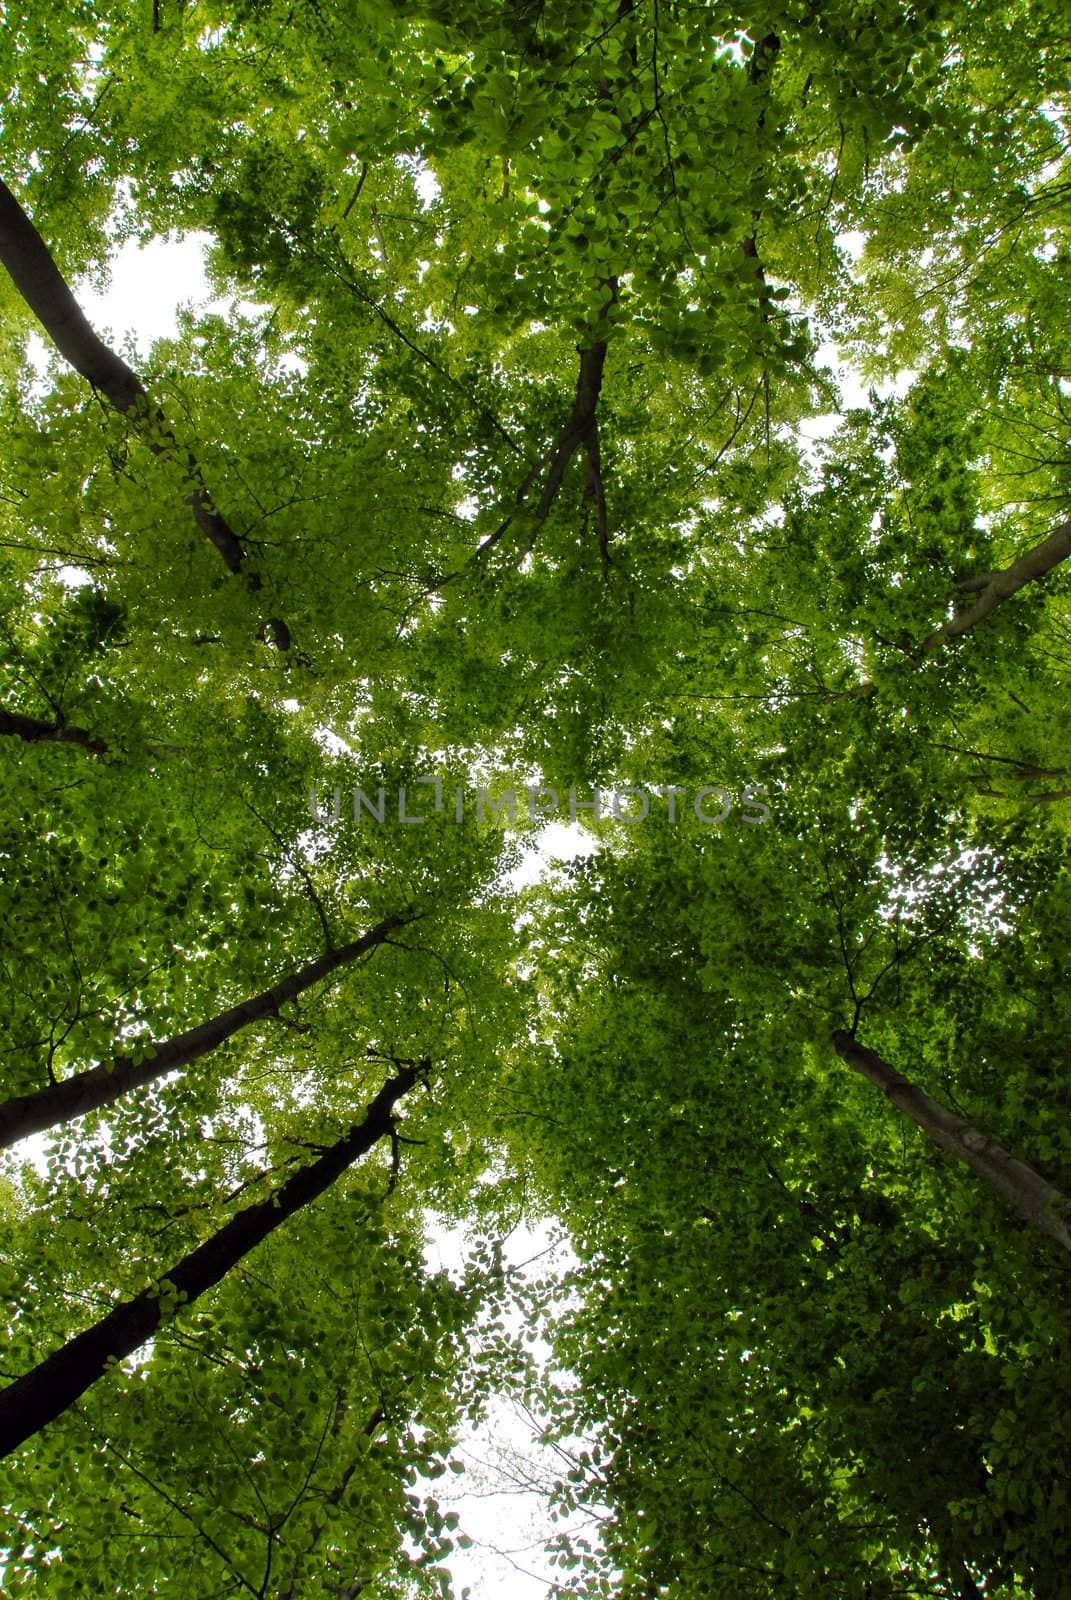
left=0, top=1064, right=423, bottom=1458
left=0, top=910, right=416, bottom=1149
left=434, top=282, right=618, bottom=590
left=741, top=34, right=781, bottom=298
left=917, top=519, right=1071, bottom=657
left=832, top=1029, right=1071, bottom=1254
left=851, top=517, right=1071, bottom=697
left=0, top=704, right=107, bottom=754
left=0, top=176, right=291, bottom=652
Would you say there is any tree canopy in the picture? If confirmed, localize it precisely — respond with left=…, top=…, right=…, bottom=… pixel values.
left=1, top=1, right=1070, bottom=1595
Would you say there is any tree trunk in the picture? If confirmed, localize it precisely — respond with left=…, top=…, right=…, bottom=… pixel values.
left=0, top=705, right=107, bottom=754
left=0, top=912, right=412, bottom=1149
left=435, top=287, right=617, bottom=587
left=0, top=176, right=290, bottom=650
left=850, top=520, right=1071, bottom=699
left=832, top=1030, right=1071, bottom=1254
left=0, top=1062, right=421, bottom=1458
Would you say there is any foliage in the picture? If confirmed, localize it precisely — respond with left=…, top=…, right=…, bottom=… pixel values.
left=1, top=0, right=1070, bottom=1595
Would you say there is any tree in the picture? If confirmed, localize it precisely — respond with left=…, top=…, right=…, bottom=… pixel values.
left=2, top=1, right=1070, bottom=1596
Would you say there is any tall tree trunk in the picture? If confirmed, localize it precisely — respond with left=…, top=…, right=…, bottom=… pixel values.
left=0, top=912, right=412, bottom=1149
left=832, top=1030, right=1071, bottom=1254
left=0, top=1062, right=421, bottom=1458
left=0, top=176, right=290, bottom=651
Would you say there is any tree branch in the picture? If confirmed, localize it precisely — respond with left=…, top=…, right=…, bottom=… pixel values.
left=0, top=910, right=416, bottom=1149
left=917, top=519, right=1071, bottom=658
left=832, top=1029, right=1071, bottom=1254
left=0, top=1064, right=423, bottom=1458
left=0, top=176, right=291, bottom=652
left=0, top=704, right=107, bottom=755
left=433, top=283, right=618, bottom=590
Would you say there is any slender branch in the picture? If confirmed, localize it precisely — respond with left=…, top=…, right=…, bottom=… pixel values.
left=741, top=34, right=781, bottom=297
left=87, top=1427, right=259, bottom=1594
left=319, top=236, right=519, bottom=454
left=279, top=1407, right=383, bottom=1600
left=974, top=786, right=1071, bottom=804
left=926, top=739, right=1064, bottom=777
left=341, top=163, right=369, bottom=220
left=239, top=794, right=336, bottom=951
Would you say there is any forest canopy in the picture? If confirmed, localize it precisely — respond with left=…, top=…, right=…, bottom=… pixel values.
left=1, top=1, right=1070, bottom=1596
